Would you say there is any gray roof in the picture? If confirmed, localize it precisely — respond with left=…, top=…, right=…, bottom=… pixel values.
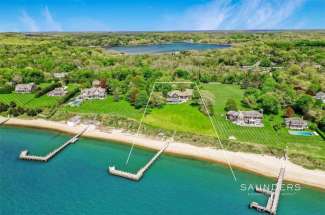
left=285, top=117, right=307, bottom=125
left=167, top=89, right=193, bottom=97
left=315, top=92, right=325, bottom=98
left=227, top=110, right=263, bottom=118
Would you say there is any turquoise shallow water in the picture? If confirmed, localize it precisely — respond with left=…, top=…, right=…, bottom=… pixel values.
left=1, top=126, right=325, bottom=215
left=106, top=42, right=230, bottom=54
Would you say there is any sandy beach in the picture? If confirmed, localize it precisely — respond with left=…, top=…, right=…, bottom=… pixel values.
left=2, top=116, right=325, bottom=190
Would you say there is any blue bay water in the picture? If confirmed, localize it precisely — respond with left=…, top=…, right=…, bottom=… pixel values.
left=0, top=126, right=325, bottom=215
left=106, top=42, right=230, bottom=54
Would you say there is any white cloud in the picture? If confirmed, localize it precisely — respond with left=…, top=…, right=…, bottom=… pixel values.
left=161, top=0, right=305, bottom=30
left=42, top=6, right=62, bottom=31
left=19, top=10, right=40, bottom=32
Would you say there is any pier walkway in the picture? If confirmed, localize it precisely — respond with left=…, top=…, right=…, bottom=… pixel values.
left=19, top=127, right=88, bottom=162
left=249, top=155, right=287, bottom=215
left=109, top=142, right=169, bottom=181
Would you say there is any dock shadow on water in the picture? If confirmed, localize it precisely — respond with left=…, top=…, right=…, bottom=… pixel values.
left=1, top=126, right=325, bottom=215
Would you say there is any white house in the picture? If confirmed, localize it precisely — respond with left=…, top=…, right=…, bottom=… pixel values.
left=80, top=87, right=107, bottom=100
left=167, top=89, right=193, bottom=104
left=53, top=72, right=68, bottom=79
left=15, top=83, right=36, bottom=93
left=47, top=87, right=67, bottom=97
left=285, top=118, right=308, bottom=130
left=226, top=110, right=263, bottom=127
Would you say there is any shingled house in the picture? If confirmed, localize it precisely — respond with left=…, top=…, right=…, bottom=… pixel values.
left=80, top=87, right=107, bottom=100
left=15, top=83, right=36, bottom=93
left=47, top=87, right=67, bottom=97
left=167, top=89, right=193, bottom=104
left=226, top=110, right=263, bottom=127
left=285, top=117, right=308, bottom=130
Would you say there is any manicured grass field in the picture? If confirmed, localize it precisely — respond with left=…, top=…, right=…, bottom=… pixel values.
left=0, top=93, right=59, bottom=108
left=203, top=83, right=324, bottom=160
left=144, top=103, right=213, bottom=136
left=64, top=96, right=142, bottom=120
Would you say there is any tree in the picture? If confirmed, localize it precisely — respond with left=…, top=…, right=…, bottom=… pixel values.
left=257, top=94, right=280, bottom=114
left=174, top=69, right=189, bottom=79
left=9, top=101, right=16, bottom=108
left=224, top=99, right=238, bottom=111
left=261, top=76, right=276, bottom=93
left=135, top=91, right=148, bottom=109
left=150, top=92, right=165, bottom=108
left=127, top=87, right=140, bottom=105
left=285, top=106, right=295, bottom=118
left=294, top=95, right=314, bottom=115
left=260, top=58, right=271, bottom=67
left=199, top=96, right=214, bottom=116
left=0, top=103, right=9, bottom=112
left=191, top=88, right=200, bottom=105
left=288, top=64, right=301, bottom=75
left=318, top=117, right=325, bottom=132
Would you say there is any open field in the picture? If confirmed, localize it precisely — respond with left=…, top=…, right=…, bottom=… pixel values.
left=144, top=103, right=213, bottom=136
left=0, top=93, right=60, bottom=108
left=64, top=97, right=142, bottom=120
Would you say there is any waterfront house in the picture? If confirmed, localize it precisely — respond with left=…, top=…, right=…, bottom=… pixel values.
left=285, top=117, right=308, bottom=130
left=80, top=87, right=107, bottom=100
left=67, top=116, right=81, bottom=127
left=47, top=87, right=67, bottom=97
left=315, top=92, right=325, bottom=103
left=15, top=83, right=36, bottom=93
left=226, top=110, right=263, bottom=127
left=167, top=89, right=193, bottom=104
left=53, top=72, right=68, bottom=79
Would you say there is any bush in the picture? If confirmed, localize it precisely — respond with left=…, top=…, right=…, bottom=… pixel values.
left=0, top=103, right=9, bottom=112
left=224, top=99, right=238, bottom=111
left=0, top=85, right=14, bottom=94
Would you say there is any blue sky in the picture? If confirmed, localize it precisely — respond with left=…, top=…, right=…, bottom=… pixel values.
left=0, top=0, right=324, bottom=32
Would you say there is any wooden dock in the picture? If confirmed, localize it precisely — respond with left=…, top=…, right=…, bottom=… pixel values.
left=109, top=142, right=169, bottom=181
left=19, top=127, right=88, bottom=162
left=249, top=156, right=287, bottom=215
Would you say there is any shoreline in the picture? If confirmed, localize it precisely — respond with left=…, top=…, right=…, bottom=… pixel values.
left=2, top=117, right=325, bottom=191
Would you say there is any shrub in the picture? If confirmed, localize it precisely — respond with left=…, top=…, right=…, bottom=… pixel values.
left=224, top=99, right=238, bottom=111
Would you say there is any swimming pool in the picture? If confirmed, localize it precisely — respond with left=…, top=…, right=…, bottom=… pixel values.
left=289, top=130, right=317, bottom=136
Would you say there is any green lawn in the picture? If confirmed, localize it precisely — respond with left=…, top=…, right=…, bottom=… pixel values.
left=0, top=93, right=59, bottom=108
left=64, top=96, right=142, bottom=120
left=144, top=103, right=213, bottom=136
left=203, top=83, right=324, bottom=160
